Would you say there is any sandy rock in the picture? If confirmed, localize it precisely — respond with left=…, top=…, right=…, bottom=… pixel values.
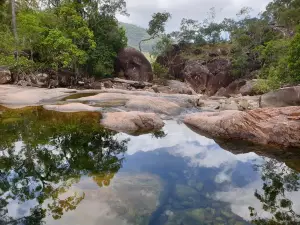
left=101, top=111, right=164, bottom=134
left=0, top=69, right=12, bottom=84
left=184, top=106, right=300, bottom=148
left=260, top=86, right=300, bottom=108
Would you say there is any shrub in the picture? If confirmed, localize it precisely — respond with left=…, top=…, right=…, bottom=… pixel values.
left=152, top=61, right=169, bottom=79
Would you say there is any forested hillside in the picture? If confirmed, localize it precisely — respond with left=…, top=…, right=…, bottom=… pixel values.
left=120, top=22, right=158, bottom=52
left=0, top=0, right=128, bottom=78
left=154, top=2, right=300, bottom=92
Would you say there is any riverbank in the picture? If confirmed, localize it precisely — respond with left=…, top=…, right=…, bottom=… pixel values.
left=1, top=84, right=300, bottom=149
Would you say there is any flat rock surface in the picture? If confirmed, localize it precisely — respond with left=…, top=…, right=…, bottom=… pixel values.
left=184, top=106, right=300, bottom=148
left=44, top=103, right=101, bottom=112
left=101, top=111, right=164, bottom=134
left=69, top=90, right=199, bottom=115
left=0, top=85, right=76, bottom=107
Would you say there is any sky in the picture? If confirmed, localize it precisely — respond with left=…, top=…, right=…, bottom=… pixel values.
left=117, top=0, right=272, bottom=32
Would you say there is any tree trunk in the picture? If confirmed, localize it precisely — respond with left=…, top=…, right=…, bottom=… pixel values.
left=11, top=0, right=18, bottom=60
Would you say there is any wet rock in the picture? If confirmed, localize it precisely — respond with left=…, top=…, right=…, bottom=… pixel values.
left=184, top=106, right=300, bottom=148
left=114, top=47, right=153, bottom=82
left=0, top=68, right=11, bottom=84
left=260, top=86, right=300, bottom=108
left=101, top=111, right=164, bottom=134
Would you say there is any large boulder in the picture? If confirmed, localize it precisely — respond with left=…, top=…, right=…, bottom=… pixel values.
left=183, top=60, right=210, bottom=93
left=0, top=68, right=12, bottom=84
left=156, top=44, right=186, bottom=80
left=216, top=79, right=259, bottom=97
left=260, top=86, right=300, bottom=108
left=165, top=80, right=195, bottom=95
left=101, top=111, right=164, bottom=134
left=114, top=47, right=153, bottom=82
left=183, top=58, right=233, bottom=96
left=184, top=106, right=300, bottom=148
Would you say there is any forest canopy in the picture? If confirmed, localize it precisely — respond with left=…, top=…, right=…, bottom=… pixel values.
left=1, top=0, right=300, bottom=90
left=0, top=0, right=127, bottom=77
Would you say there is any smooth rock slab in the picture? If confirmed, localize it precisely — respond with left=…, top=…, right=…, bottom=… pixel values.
left=184, top=106, right=300, bottom=148
left=44, top=103, right=100, bottom=112
left=101, top=111, right=164, bottom=134
left=260, top=86, right=300, bottom=108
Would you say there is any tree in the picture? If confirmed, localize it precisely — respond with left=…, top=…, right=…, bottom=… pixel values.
left=178, top=18, right=202, bottom=43
left=11, top=0, right=18, bottom=59
left=139, top=11, right=171, bottom=52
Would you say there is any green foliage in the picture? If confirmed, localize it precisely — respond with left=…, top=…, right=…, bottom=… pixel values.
left=139, top=11, right=171, bottom=52
left=152, top=34, right=174, bottom=56
left=287, top=28, right=300, bottom=83
left=147, top=12, right=171, bottom=37
left=0, top=0, right=127, bottom=79
left=87, top=16, right=127, bottom=77
left=152, top=61, right=169, bottom=79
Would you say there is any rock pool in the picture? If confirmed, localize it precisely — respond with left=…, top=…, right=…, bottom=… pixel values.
left=0, top=106, right=300, bottom=225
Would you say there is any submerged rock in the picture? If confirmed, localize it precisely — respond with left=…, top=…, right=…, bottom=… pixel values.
left=101, top=111, right=164, bottom=134
left=184, top=106, right=300, bottom=148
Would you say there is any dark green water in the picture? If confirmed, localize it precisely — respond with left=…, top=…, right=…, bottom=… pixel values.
left=1, top=106, right=300, bottom=225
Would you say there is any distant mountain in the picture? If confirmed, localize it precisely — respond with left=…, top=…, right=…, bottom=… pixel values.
left=119, top=22, right=158, bottom=53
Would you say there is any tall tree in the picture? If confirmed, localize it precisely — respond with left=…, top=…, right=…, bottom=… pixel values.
left=139, top=11, right=171, bottom=52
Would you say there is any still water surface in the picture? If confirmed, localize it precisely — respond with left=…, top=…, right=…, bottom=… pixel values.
left=1, top=107, right=300, bottom=225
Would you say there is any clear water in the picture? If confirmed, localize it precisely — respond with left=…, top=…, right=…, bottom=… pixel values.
left=1, top=107, right=300, bottom=225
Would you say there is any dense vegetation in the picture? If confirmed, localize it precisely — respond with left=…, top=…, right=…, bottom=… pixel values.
left=154, top=2, right=300, bottom=91
left=0, top=0, right=127, bottom=78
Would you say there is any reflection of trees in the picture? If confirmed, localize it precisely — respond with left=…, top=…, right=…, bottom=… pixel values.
left=249, top=159, right=300, bottom=225
left=0, top=107, right=128, bottom=224
left=151, top=129, right=167, bottom=139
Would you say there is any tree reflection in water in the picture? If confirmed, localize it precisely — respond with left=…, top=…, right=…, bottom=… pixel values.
left=249, top=159, right=300, bottom=225
left=0, top=106, right=128, bottom=224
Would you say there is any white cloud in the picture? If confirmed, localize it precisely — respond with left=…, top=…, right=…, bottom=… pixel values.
left=117, top=0, right=272, bottom=31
